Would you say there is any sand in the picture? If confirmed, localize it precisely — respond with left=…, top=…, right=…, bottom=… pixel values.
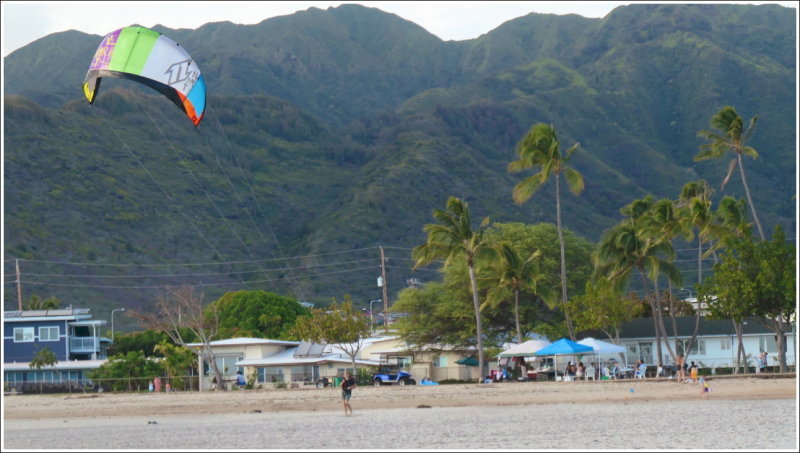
left=3, top=376, right=797, bottom=450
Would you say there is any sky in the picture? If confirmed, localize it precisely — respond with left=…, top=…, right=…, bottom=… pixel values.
left=3, top=1, right=794, bottom=57
left=1, top=1, right=623, bottom=57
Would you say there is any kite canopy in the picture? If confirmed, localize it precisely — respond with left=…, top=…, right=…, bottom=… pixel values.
left=82, top=26, right=206, bottom=126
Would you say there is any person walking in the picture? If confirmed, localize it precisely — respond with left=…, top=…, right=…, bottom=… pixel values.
left=341, top=371, right=356, bottom=416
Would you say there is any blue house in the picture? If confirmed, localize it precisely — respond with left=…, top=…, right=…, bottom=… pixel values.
left=3, top=308, right=112, bottom=392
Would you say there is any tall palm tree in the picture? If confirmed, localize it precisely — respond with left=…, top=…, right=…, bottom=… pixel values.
left=594, top=197, right=682, bottom=367
left=695, top=106, right=765, bottom=240
left=481, top=242, right=555, bottom=344
left=508, top=123, right=584, bottom=340
left=412, top=196, right=494, bottom=380
left=675, top=180, right=720, bottom=356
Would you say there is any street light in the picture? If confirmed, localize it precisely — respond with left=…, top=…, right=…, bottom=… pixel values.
left=111, top=308, right=126, bottom=341
left=369, top=299, right=381, bottom=334
left=680, top=287, right=693, bottom=299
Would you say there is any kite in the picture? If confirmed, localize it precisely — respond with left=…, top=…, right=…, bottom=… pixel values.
left=82, top=26, right=206, bottom=126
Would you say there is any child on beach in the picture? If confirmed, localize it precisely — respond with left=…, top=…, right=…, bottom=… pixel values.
left=341, top=371, right=356, bottom=416
left=699, top=376, right=710, bottom=398
left=690, top=362, right=698, bottom=383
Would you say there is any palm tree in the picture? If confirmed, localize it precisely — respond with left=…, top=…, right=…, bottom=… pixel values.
left=594, top=197, right=682, bottom=367
left=508, top=123, right=584, bottom=340
left=481, top=242, right=555, bottom=344
left=412, top=196, right=494, bottom=381
left=695, top=106, right=765, bottom=240
left=675, top=180, right=719, bottom=356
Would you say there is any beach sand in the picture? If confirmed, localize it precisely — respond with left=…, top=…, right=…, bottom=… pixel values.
left=3, top=376, right=797, bottom=450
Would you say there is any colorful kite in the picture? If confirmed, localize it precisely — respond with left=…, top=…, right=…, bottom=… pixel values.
left=82, top=26, right=206, bottom=126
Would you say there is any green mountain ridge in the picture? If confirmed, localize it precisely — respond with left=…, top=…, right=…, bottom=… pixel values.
left=3, top=4, right=796, bottom=323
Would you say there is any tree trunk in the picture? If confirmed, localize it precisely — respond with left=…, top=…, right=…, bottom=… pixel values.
left=732, top=321, right=747, bottom=374
left=775, top=330, right=786, bottom=373
left=468, top=264, right=485, bottom=383
left=514, top=289, right=523, bottom=345
left=203, top=344, right=226, bottom=391
left=758, top=317, right=789, bottom=373
left=639, top=270, right=662, bottom=366
left=555, top=173, right=575, bottom=340
left=652, top=281, right=677, bottom=366
left=667, top=283, right=681, bottom=360
left=737, top=153, right=765, bottom=240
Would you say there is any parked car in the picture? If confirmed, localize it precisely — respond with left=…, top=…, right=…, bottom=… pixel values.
left=373, top=367, right=415, bottom=386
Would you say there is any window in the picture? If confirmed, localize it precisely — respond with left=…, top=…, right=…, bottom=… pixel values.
left=14, top=327, right=34, bottom=342
left=433, top=356, right=447, bottom=367
left=677, top=339, right=705, bottom=356
left=396, top=357, right=411, bottom=369
left=40, top=326, right=59, bottom=341
left=759, top=336, right=778, bottom=353
left=720, top=338, right=731, bottom=351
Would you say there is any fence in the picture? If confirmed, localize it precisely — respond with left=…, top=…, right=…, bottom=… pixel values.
left=4, top=375, right=201, bottom=395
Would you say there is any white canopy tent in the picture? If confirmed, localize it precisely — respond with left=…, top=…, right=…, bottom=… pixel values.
left=498, top=339, right=552, bottom=358
left=577, top=337, right=628, bottom=379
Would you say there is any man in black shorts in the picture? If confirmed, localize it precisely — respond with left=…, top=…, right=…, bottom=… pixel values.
left=341, top=371, right=355, bottom=416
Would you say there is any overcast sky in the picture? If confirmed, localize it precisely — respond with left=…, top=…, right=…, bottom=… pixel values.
left=2, top=1, right=796, bottom=57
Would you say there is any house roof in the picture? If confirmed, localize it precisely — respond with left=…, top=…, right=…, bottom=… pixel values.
left=236, top=347, right=379, bottom=367
left=4, top=359, right=108, bottom=372
left=185, top=338, right=300, bottom=348
left=4, top=308, right=94, bottom=322
left=615, top=317, right=792, bottom=340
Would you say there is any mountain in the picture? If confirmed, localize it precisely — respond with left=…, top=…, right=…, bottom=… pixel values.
left=3, top=4, right=796, bottom=323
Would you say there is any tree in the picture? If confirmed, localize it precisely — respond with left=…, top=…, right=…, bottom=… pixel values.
left=24, top=295, right=60, bottom=310
left=391, top=282, right=475, bottom=348
left=129, top=285, right=226, bottom=390
left=695, top=106, right=765, bottom=240
left=702, top=225, right=795, bottom=372
left=108, top=329, right=197, bottom=357
left=412, top=196, right=495, bottom=380
left=291, top=296, right=371, bottom=373
left=208, top=290, right=309, bottom=340
left=482, top=242, right=554, bottom=344
left=751, top=225, right=796, bottom=372
left=153, top=340, right=197, bottom=390
left=88, top=351, right=165, bottom=391
left=508, top=123, right=584, bottom=340
left=571, top=277, right=643, bottom=344
left=30, top=347, right=58, bottom=372
left=594, top=196, right=682, bottom=367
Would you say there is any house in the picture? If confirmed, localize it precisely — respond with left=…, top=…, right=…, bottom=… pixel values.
left=185, top=337, right=380, bottom=390
left=361, top=336, right=495, bottom=382
left=612, top=316, right=796, bottom=370
left=3, top=308, right=112, bottom=391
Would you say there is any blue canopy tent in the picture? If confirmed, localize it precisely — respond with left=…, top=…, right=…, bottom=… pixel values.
left=534, top=338, right=594, bottom=381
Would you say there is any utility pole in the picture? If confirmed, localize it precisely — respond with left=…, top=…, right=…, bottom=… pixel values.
left=380, top=246, right=389, bottom=334
left=16, top=259, right=22, bottom=311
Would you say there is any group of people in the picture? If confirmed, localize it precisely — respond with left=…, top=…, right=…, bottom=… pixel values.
left=564, top=361, right=587, bottom=380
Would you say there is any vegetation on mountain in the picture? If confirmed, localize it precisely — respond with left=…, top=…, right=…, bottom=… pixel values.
left=3, top=4, right=795, bottom=330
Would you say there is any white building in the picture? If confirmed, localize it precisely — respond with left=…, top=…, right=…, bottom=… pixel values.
left=614, top=317, right=795, bottom=370
left=186, top=337, right=381, bottom=390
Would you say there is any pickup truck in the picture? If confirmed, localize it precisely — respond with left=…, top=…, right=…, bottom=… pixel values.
left=373, top=367, right=416, bottom=386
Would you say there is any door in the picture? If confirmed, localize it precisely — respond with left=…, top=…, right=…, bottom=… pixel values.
left=639, top=343, right=653, bottom=364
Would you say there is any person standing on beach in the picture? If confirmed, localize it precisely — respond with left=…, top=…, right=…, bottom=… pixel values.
left=676, top=355, right=686, bottom=382
left=699, top=376, right=710, bottom=398
left=341, top=371, right=356, bottom=416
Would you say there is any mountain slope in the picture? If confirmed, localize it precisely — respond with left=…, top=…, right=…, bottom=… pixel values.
left=3, top=4, right=796, bottom=316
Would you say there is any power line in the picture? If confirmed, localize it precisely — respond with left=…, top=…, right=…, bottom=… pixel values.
left=21, top=258, right=379, bottom=279
left=20, top=265, right=381, bottom=290
left=10, top=246, right=381, bottom=268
